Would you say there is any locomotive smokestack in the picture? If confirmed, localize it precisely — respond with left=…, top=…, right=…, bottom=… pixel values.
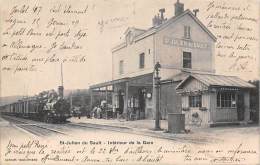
left=59, top=63, right=64, bottom=98
left=58, top=86, right=64, bottom=98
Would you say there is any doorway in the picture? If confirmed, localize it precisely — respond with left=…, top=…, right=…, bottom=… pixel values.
left=237, top=92, right=245, bottom=121
left=138, top=89, right=146, bottom=119
left=118, top=90, right=124, bottom=114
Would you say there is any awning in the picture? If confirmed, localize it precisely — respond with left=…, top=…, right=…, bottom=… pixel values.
left=176, top=73, right=255, bottom=90
left=90, top=73, right=153, bottom=90
left=90, top=78, right=129, bottom=89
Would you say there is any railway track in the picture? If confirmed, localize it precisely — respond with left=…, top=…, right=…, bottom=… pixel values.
left=2, top=115, right=68, bottom=137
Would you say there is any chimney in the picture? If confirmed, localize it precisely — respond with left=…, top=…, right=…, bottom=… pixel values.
left=174, top=0, right=184, bottom=16
left=58, top=86, right=64, bottom=99
left=152, top=15, right=158, bottom=26
left=159, top=8, right=165, bottom=20
left=152, top=14, right=160, bottom=26
left=193, top=9, right=199, bottom=17
left=152, top=9, right=167, bottom=27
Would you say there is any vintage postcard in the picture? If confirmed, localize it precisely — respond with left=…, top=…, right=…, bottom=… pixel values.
left=0, top=0, right=259, bottom=164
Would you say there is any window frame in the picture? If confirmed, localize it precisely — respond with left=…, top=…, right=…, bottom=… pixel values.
left=217, top=92, right=237, bottom=108
left=184, top=26, right=191, bottom=39
left=139, top=53, right=145, bottom=69
left=119, top=60, right=124, bottom=75
left=183, top=51, right=192, bottom=69
left=189, top=95, right=202, bottom=108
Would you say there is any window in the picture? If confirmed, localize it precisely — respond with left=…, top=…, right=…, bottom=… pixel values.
left=183, top=52, right=192, bottom=68
left=119, top=60, right=124, bottom=74
left=126, top=31, right=134, bottom=45
left=189, top=95, right=202, bottom=107
left=184, top=26, right=191, bottom=39
left=139, top=53, right=145, bottom=69
left=217, top=92, right=236, bottom=108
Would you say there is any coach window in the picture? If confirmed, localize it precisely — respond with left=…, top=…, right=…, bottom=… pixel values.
left=183, top=51, right=192, bottom=69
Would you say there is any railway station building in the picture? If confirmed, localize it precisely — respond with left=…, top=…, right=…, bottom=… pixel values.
left=90, top=0, right=255, bottom=126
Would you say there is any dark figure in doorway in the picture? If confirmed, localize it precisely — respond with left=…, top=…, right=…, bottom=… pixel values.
left=138, top=90, right=145, bottom=119
left=237, top=92, right=245, bottom=121
left=118, top=90, right=124, bottom=115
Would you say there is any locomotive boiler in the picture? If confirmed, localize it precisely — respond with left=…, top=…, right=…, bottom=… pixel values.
left=1, top=86, right=71, bottom=123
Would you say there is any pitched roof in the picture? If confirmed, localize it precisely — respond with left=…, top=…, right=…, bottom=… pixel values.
left=112, top=9, right=217, bottom=51
left=124, top=27, right=145, bottom=35
left=176, top=73, right=255, bottom=90
left=156, top=9, right=217, bottom=41
left=161, top=71, right=189, bottom=83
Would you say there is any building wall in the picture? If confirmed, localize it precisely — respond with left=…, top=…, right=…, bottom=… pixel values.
left=111, top=13, right=216, bottom=121
left=215, top=107, right=238, bottom=122
left=178, top=78, right=211, bottom=126
left=112, top=34, right=154, bottom=80
left=112, top=14, right=215, bottom=81
left=182, top=90, right=249, bottom=125
left=244, top=90, right=251, bottom=122
left=160, top=82, right=182, bottom=120
left=145, top=97, right=154, bottom=119
left=181, top=92, right=211, bottom=127
left=210, top=92, right=238, bottom=122
left=179, top=78, right=208, bottom=92
left=155, top=14, right=215, bottom=80
left=210, top=90, right=251, bottom=123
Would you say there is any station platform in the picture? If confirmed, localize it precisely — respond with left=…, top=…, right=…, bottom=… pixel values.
left=69, top=117, right=168, bottom=131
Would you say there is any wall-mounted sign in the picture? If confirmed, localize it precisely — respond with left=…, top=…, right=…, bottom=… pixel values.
left=163, top=37, right=209, bottom=50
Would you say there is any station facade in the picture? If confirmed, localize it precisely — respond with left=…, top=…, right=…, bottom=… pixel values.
left=90, top=0, right=255, bottom=126
left=90, top=1, right=215, bottom=118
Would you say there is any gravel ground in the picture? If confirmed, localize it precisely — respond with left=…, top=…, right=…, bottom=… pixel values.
left=1, top=116, right=259, bottom=164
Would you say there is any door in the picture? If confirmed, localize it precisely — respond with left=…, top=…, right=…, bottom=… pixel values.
left=118, top=90, right=124, bottom=114
left=138, top=89, right=145, bottom=119
left=237, top=92, right=245, bottom=121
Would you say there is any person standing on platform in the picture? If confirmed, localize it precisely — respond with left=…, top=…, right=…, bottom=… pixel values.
left=112, top=105, right=116, bottom=119
left=97, top=106, right=102, bottom=119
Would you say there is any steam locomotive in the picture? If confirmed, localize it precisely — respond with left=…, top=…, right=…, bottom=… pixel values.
left=0, top=86, right=71, bottom=123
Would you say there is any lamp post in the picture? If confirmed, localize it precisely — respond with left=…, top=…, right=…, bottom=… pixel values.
left=154, top=62, right=162, bottom=130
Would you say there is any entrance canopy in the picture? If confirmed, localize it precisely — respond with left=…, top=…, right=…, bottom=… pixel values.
left=89, top=73, right=154, bottom=117
left=89, top=73, right=153, bottom=90
left=90, top=78, right=129, bottom=90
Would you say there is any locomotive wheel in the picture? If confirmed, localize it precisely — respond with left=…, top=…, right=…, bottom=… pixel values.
left=48, top=118, right=53, bottom=123
left=43, top=115, right=48, bottom=123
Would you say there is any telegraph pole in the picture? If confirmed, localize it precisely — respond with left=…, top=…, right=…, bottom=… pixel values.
left=154, top=62, right=162, bottom=130
left=61, top=62, right=64, bottom=87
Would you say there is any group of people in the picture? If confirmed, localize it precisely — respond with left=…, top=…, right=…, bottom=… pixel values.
left=72, top=102, right=139, bottom=120
left=91, top=103, right=117, bottom=119
left=91, top=106, right=104, bottom=119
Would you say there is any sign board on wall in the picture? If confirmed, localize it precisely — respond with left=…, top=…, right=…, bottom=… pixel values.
left=163, top=36, right=210, bottom=49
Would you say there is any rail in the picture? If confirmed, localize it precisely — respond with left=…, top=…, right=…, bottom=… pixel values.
left=2, top=115, right=68, bottom=137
